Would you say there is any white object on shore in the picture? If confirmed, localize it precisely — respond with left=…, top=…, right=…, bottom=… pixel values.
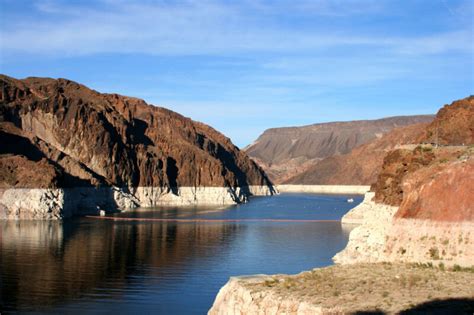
left=99, top=210, right=106, bottom=217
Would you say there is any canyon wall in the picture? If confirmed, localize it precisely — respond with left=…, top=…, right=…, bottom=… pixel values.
left=335, top=96, right=474, bottom=267
left=0, top=75, right=275, bottom=219
left=245, top=115, right=433, bottom=183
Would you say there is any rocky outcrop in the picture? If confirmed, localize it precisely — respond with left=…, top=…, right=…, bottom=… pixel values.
left=0, top=75, right=275, bottom=219
left=396, top=150, right=474, bottom=222
left=209, top=276, right=326, bottom=315
left=335, top=97, right=474, bottom=266
left=335, top=99, right=474, bottom=267
left=423, top=96, right=474, bottom=146
left=209, top=264, right=474, bottom=314
left=245, top=115, right=433, bottom=183
left=339, top=192, right=397, bottom=225
left=371, top=146, right=436, bottom=206
left=335, top=192, right=474, bottom=267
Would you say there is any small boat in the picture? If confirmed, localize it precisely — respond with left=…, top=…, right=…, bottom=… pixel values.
left=347, top=198, right=354, bottom=203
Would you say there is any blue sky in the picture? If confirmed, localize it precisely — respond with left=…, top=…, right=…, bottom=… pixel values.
left=1, top=0, right=473, bottom=147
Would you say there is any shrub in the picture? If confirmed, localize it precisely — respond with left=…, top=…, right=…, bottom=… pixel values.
left=429, top=247, right=440, bottom=260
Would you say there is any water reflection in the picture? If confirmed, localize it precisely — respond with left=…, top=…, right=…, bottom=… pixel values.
left=0, top=220, right=240, bottom=312
left=0, top=193, right=361, bottom=314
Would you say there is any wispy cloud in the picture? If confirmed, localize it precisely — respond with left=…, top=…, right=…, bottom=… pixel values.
left=1, top=0, right=472, bottom=57
left=1, top=0, right=472, bottom=147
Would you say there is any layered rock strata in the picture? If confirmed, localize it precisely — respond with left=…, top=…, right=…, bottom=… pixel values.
left=0, top=75, right=275, bottom=219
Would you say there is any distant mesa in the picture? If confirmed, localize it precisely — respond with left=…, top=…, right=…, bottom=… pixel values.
left=245, top=115, right=434, bottom=184
left=0, top=75, right=275, bottom=219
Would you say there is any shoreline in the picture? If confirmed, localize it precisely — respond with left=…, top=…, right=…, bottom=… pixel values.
left=0, top=185, right=276, bottom=220
left=0, top=185, right=372, bottom=220
left=277, top=185, right=370, bottom=195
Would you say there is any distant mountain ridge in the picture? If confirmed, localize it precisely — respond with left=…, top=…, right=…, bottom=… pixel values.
left=245, top=115, right=434, bottom=183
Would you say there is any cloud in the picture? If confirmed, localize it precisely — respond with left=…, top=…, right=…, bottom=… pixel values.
left=1, top=0, right=471, bottom=147
left=1, top=0, right=472, bottom=57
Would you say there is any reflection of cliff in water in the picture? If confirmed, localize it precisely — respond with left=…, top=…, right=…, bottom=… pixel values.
left=0, top=219, right=241, bottom=311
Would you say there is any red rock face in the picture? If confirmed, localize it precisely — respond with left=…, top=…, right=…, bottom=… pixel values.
left=369, top=96, right=474, bottom=222
left=371, top=147, right=435, bottom=206
left=0, top=75, right=273, bottom=191
left=396, top=157, right=474, bottom=221
left=424, top=96, right=474, bottom=146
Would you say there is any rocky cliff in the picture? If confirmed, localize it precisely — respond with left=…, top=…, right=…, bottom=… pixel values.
left=0, top=75, right=275, bottom=219
left=336, top=96, right=474, bottom=267
left=423, top=96, right=474, bottom=146
left=245, top=115, right=433, bottom=183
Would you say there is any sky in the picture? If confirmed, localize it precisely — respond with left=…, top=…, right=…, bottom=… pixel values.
left=0, top=0, right=473, bottom=147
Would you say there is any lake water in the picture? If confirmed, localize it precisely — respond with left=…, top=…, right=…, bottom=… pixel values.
left=0, top=193, right=362, bottom=314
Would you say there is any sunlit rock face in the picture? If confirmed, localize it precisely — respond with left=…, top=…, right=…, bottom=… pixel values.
left=423, top=96, right=474, bottom=146
left=0, top=75, right=275, bottom=219
left=335, top=97, right=474, bottom=267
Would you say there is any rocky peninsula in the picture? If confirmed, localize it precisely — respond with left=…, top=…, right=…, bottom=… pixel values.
left=0, top=75, right=275, bottom=219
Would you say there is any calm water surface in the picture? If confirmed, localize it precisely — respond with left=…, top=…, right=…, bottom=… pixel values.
left=0, top=193, right=362, bottom=314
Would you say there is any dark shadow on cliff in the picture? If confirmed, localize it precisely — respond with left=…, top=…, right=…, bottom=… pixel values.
left=0, top=130, right=45, bottom=161
left=128, top=118, right=153, bottom=147
left=352, top=298, right=474, bottom=315
left=399, top=298, right=474, bottom=314
left=166, top=157, right=179, bottom=194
